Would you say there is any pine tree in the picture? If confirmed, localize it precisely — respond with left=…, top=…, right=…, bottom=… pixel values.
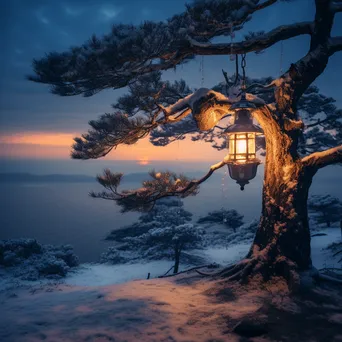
left=308, top=195, right=342, bottom=227
left=106, top=197, right=192, bottom=241
left=29, top=0, right=342, bottom=287
left=198, top=209, right=244, bottom=232
left=124, top=224, right=203, bottom=274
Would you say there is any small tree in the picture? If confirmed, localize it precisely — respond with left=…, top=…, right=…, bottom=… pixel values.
left=198, top=209, right=244, bottom=232
left=106, top=196, right=192, bottom=241
left=308, top=195, right=342, bottom=228
left=124, top=224, right=203, bottom=273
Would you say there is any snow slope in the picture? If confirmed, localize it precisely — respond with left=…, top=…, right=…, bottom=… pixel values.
left=0, top=229, right=341, bottom=342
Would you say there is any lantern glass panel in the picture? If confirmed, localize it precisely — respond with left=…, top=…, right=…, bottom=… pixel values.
left=247, top=134, right=256, bottom=154
left=227, top=132, right=258, bottom=162
left=229, top=138, right=235, bottom=156
left=236, top=138, right=247, bottom=155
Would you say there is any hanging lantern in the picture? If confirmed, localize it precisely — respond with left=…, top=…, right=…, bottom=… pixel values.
left=224, top=93, right=263, bottom=191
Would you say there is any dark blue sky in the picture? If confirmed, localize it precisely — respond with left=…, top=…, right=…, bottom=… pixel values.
left=0, top=0, right=341, bottom=164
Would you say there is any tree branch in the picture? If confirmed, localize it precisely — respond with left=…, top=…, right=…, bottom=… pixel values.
left=254, top=0, right=278, bottom=11
left=188, top=22, right=313, bottom=55
left=329, top=36, right=342, bottom=55
left=305, top=117, right=331, bottom=129
left=91, top=161, right=227, bottom=211
left=302, top=145, right=342, bottom=169
left=330, top=1, right=342, bottom=13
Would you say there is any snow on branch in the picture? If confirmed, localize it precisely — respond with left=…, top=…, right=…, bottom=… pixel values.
left=90, top=161, right=227, bottom=212
left=71, top=86, right=265, bottom=159
left=302, top=145, right=342, bottom=169
left=28, top=0, right=312, bottom=96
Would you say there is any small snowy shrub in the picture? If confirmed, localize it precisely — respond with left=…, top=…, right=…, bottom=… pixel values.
left=198, top=209, right=244, bottom=232
left=37, top=256, right=69, bottom=277
left=0, top=238, right=42, bottom=265
left=2, top=251, right=21, bottom=267
left=0, top=238, right=79, bottom=280
left=100, top=247, right=130, bottom=264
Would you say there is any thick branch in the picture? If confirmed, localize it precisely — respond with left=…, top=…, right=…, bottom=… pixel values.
left=288, top=0, right=335, bottom=101
left=302, top=145, right=342, bottom=169
left=29, top=19, right=312, bottom=96
left=188, top=22, right=313, bottom=55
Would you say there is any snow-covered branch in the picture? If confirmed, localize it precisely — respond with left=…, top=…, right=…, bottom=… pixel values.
left=72, top=86, right=267, bottom=159
left=90, top=162, right=227, bottom=211
left=28, top=1, right=312, bottom=96
left=302, top=145, right=342, bottom=169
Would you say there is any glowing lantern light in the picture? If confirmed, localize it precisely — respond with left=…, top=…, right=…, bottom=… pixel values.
left=224, top=93, right=263, bottom=191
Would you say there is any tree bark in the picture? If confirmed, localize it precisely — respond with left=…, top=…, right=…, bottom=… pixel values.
left=173, top=249, right=181, bottom=274
left=243, top=111, right=317, bottom=283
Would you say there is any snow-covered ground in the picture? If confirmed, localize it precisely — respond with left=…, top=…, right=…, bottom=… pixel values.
left=65, top=261, right=189, bottom=287
left=311, top=228, right=341, bottom=269
left=65, top=243, right=252, bottom=287
left=65, top=228, right=341, bottom=287
left=1, top=228, right=340, bottom=291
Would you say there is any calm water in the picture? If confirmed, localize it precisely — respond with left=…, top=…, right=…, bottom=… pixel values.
left=0, top=165, right=341, bottom=262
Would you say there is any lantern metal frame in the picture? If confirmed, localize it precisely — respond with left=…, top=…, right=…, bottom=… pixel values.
left=224, top=93, right=264, bottom=190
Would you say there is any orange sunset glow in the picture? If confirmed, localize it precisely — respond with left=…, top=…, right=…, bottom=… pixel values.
left=0, top=131, right=224, bottom=161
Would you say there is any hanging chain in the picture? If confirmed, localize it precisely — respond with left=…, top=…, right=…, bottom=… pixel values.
left=201, top=56, right=204, bottom=87
left=279, top=40, right=284, bottom=76
left=221, top=168, right=228, bottom=224
left=230, top=23, right=235, bottom=61
left=241, top=53, right=247, bottom=90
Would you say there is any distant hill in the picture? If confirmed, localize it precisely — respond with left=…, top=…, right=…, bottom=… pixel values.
left=0, top=173, right=95, bottom=183
left=0, top=171, right=221, bottom=184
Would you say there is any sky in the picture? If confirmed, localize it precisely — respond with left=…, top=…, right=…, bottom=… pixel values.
left=0, top=0, right=342, bottom=174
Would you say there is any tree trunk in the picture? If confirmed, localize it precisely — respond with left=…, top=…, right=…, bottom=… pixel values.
left=327, top=220, right=331, bottom=228
left=173, top=249, right=181, bottom=274
left=242, top=117, right=317, bottom=284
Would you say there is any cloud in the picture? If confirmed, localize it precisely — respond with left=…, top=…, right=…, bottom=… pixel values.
left=0, top=132, right=76, bottom=146
left=99, top=5, right=121, bottom=21
left=64, top=6, right=84, bottom=17
left=35, top=9, right=50, bottom=25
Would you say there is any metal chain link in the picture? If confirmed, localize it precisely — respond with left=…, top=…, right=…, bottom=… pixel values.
left=241, top=53, right=247, bottom=90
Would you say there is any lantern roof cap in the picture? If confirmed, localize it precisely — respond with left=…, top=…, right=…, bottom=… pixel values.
left=230, top=93, right=257, bottom=111
left=224, top=123, right=263, bottom=135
